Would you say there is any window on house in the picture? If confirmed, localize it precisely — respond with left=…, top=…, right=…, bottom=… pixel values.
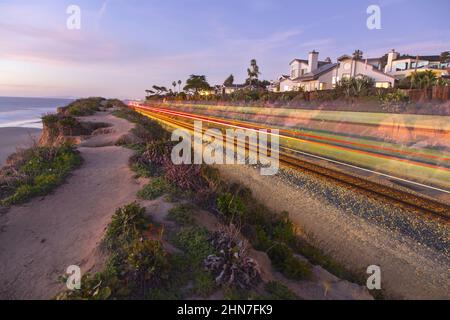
left=375, top=82, right=390, bottom=88
left=395, top=62, right=408, bottom=71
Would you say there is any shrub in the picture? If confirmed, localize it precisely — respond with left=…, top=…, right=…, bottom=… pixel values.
left=130, top=163, right=154, bottom=178
left=216, top=192, right=246, bottom=221
left=223, top=286, right=251, bottom=300
left=173, top=227, right=215, bottom=264
left=59, top=203, right=173, bottom=300
left=334, top=76, right=374, bottom=98
left=127, top=238, right=170, bottom=289
left=252, top=225, right=272, bottom=251
left=292, top=237, right=353, bottom=283
left=103, top=202, right=148, bottom=250
left=131, top=124, right=163, bottom=142
left=204, top=226, right=261, bottom=289
left=3, top=184, right=36, bottom=205
left=0, top=145, right=82, bottom=206
left=129, top=150, right=162, bottom=178
left=57, top=272, right=115, bottom=300
left=271, top=211, right=296, bottom=245
left=105, top=98, right=127, bottom=109
left=63, top=97, right=105, bottom=116
left=192, top=271, right=216, bottom=297
left=139, top=141, right=174, bottom=167
left=137, top=178, right=168, bottom=200
left=163, top=162, right=205, bottom=191
left=167, top=204, right=195, bottom=226
left=267, top=243, right=312, bottom=280
left=378, top=89, right=409, bottom=112
left=264, top=281, right=299, bottom=300
left=57, top=251, right=132, bottom=300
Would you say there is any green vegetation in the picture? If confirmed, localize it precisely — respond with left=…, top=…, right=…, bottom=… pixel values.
left=172, top=226, right=215, bottom=265
left=378, top=89, right=410, bottom=112
left=103, top=203, right=148, bottom=250
left=0, top=145, right=82, bottom=207
left=410, top=70, right=437, bottom=89
left=246, top=59, right=261, bottom=86
left=167, top=204, right=195, bottom=226
left=223, top=74, right=234, bottom=86
left=137, top=177, right=170, bottom=200
left=335, top=76, right=374, bottom=98
left=58, top=203, right=170, bottom=300
left=216, top=192, right=246, bottom=220
left=58, top=97, right=128, bottom=117
left=154, top=204, right=218, bottom=299
left=107, top=106, right=379, bottom=299
left=213, top=186, right=312, bottom=280
left=192, top=271, right=216, bottom=297
left=264, top=281, right=299, bottom=300
left=267, top=243, right=312, bottom=280
left=113, top=107, right=170, bottom=142
left=63, top=97, right=105, bottom=116
left=41, top=113, right=87, bottom=137
left=183, top=75, right=212, bottom=94
left=398, top=70, right=450, bottom=89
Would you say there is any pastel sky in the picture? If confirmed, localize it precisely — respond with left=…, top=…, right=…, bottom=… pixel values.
left=1, top=0, right=449, bottom=99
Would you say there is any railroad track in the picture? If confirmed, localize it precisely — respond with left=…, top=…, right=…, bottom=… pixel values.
left=131, top=104, right=450, bottom=220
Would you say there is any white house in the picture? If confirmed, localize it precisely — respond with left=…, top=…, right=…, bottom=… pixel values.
left=279, top=50, right=396, bottom=92
left=333, top=55, right=395, bottom=88
left=384, top=49, right=449, bottom=79
left=280, top=51, right=333, bottom=92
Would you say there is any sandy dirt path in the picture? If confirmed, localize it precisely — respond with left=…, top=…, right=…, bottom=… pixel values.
left=217, top=165, right=449, bottom=300
left=0, top=112, right=142, bottom=299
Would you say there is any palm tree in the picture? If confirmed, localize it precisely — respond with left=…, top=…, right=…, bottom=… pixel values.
left=224, top=74, right=234, bottom=86
left=352, top=49, right=363, bottom=60
left=420, top=70, right=437, bottom=89
left=177, top=80, right=182, bottom=92
left=152, top=85, right=161, bottom=95
left=409, top=71, right=437, bottom=89
left=172, top=81, right=177, bottom=92
left=247, top=59, right=260, bottom=86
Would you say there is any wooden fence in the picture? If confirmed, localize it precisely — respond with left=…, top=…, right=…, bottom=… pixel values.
left=400, top=86, right=449, bottom=102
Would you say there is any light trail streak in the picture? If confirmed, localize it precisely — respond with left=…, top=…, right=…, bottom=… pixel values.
left=132, top=103, right=450, bottom=171
left=130, top=102, right=450, bottom=195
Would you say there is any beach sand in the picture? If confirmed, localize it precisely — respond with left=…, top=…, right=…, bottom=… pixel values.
left=0, top=128, right=42, bottom=166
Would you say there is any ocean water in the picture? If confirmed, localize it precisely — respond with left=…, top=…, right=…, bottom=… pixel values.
left=0, top=96, right=73, bottom=129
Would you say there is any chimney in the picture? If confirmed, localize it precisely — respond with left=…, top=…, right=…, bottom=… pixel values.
left=385, top=49, right=399, bottom=73
left=307, top=50, right=319, bottom=73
